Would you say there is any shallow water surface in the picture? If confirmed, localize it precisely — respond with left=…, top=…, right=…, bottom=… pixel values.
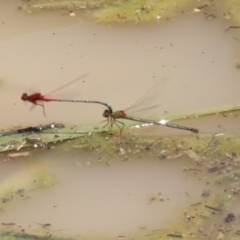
left=0, top=152, right=207, bottom=238
left=0, top=1, right=240, bottom=239
left=0, top=4, right=239, bottom=133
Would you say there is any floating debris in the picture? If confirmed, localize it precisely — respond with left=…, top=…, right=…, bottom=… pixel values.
left=0, top=123, right=64, bottom=136
left=1, top=222, right=16, bottom=226
left=8, top=152, right=30, bottom=158
left=1, top=197, right=11, bottom=203
left=167, top=232, right=183, bottom=238
left=205, top=13, right=217, bottom=20
left=34, top=222, right=52, bottom=229
left=208, top=164, right=226, bottom=173
left=201, top=189, right=211, bottom=197
left=205, top=205, right=222, bottom=212
left=235, top=230, right=240, bottom=236
left=15, top=189, right=25, bottom=196
left=225, top=26, right=240, bottom=32
left=199, top=211, right=211, bottom=218
left=224, top=213, right=235, bottom=222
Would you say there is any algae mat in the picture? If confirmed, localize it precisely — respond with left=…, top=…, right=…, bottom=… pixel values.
left=19, top=0, right=240, bottom=25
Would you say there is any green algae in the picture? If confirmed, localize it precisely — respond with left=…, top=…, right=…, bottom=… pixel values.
left=0, top=231, right=75, bottom=240
left=162, top=104, right=240, bottom=121
left=92, top=0, right=194, bottom=23
left=221, top=0, right=240, bottom=25
left=19, top=0, right=240, bottom=25
left=214, top=169, right=240, bottom=185
left=58, top=132, right=240, bottom=164
left=0, top=102, right=240, bottom=154
left=18, top=0, right=208, bottom=23
left=2, top=124, right=240, bottom=160
left=36, top=171, right=56, bottom=187
left=20, top=0, right=109, bottom=12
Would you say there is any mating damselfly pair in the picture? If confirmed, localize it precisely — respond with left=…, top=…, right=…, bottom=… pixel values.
left=21, top=74, right=199, bottom=135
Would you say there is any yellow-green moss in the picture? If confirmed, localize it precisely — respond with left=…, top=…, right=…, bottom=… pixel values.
left=19, top=0, right=240, bottom=25
left=93, top=0, right=193, bottom=23
left=221, top=0, right=240, bottom=25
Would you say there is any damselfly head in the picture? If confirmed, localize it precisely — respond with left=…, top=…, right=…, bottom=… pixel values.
left=21, top=93, right=28, bottom=101
left=103, top=109, right=110, bottom=118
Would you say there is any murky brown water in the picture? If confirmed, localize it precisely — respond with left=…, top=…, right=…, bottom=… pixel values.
left=0, top=154, right=207, bottom=238
left=0, top=2, right=240, bottom=132
left=0, top=1, right=240, bottom=239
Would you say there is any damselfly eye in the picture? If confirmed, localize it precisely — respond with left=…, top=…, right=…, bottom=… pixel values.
left=103, top=109, right=110, bottom=118
left=21, top=93, right=28, bottom=101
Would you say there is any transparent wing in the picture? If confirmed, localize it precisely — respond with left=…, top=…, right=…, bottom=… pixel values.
left=45, top=73, right=89, bottom=98
left=125, top=78, right=170, bottom=118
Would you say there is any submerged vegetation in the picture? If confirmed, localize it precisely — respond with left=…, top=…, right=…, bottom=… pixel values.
left=1, top=104, right=240, bottom=154
left=19, top=0, right=240, bottom=24
left=0, top=232, right=75, bottom=240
